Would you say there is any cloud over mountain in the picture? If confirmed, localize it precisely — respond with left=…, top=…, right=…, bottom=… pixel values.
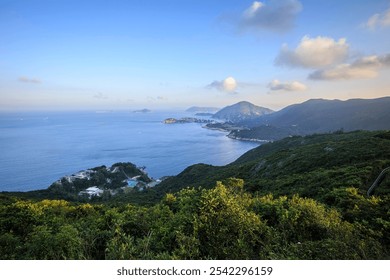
left=268, top=79, right=307, bottom=91
left=309, top=54, right=390, bottom=80
left=275, top=36, right=349, bottom=68
left=238, top=0, right=302, bottom=33
left=207, top=77, right=238, bottom=93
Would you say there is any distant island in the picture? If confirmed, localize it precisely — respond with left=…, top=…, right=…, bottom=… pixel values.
left=133, top=108, right=151, bottom=113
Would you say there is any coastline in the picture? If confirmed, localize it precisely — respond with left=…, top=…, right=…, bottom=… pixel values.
left=227, top=134, right=271, bottom=143
left=202, top=122, right=268, bottom=143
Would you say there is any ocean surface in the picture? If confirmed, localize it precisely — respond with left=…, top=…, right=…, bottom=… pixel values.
left=0, top=110, right=259, bottom=191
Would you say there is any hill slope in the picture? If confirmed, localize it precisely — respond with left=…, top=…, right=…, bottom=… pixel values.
left=158, top=130, right=390, bottom=199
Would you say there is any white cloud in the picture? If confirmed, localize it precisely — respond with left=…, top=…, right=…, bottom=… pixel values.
left=364, top=8, right=390, bottom=30
left=239, top=0, right=302, bottom=33
left=223, top=77, right=237, bottom=92
left=309, top=54, right=390, bottom=80
left=18, top=76, right=41, bottom=84
left=268, top=79, right=307, bottom=91
left=207, top=76, right=238, bottom=93
left=244, top=1, right=265, bottom=18
left=275, top=36, right=349, bottom=68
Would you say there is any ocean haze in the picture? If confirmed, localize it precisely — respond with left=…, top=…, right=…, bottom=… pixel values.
left=0, top=110, right=259, bottom=191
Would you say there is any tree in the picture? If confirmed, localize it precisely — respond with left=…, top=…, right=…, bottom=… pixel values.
left=196, top=180, right=269, bottom=259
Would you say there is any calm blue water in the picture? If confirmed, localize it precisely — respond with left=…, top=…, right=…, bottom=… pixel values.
left=0, top=111, right=259, bottom=191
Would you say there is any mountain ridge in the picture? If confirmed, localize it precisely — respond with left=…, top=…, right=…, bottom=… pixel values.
left=228, top=97, right=390, bottom=141
left=253, top=97, right=390, bottom=130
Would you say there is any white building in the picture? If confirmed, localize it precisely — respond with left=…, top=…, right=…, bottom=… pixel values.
left=79, top=186, right=104, bottom=198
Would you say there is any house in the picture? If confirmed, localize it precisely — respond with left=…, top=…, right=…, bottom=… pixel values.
left=79, top=186, right=103, bottom=198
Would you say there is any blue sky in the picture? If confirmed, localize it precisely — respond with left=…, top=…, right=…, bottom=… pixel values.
left=0, top=0, right=389, bottom=111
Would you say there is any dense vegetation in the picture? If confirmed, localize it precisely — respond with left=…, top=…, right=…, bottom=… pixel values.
left=1, top=130, right=389, bottom=259
left=159, top=130, right=390, bottom=197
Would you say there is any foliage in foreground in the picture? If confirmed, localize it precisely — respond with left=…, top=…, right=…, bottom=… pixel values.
left=1, top=178, right=389, bottom=260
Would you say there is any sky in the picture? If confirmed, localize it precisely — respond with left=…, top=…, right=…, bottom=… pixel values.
left=0, top=0, right=389, bottom=111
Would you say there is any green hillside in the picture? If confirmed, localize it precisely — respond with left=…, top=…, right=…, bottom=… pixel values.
left=159, top=130, right=390, bottom=199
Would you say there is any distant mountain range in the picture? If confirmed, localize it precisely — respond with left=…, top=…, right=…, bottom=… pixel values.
left=214, top=97, right=390, bottom=141
left=252, top=97, right=390, bottom=131
left=212, top=101, right=274, bottom=123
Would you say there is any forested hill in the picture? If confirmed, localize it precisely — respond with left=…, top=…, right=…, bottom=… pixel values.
left=260, top=97, right=390, bottom=130
left=158, top=130, right=390, bottom=199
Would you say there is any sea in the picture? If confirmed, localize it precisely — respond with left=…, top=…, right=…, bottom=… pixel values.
left=0, top=110, right=259, bottom=192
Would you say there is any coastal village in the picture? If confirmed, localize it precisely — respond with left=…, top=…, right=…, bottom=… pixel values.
left=49, top=162, right=162, bottom=199
left=77, top=175, right=162, bottom=199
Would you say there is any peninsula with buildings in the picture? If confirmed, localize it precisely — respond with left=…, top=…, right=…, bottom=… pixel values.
left=48, top=162, right=162, bottom=200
